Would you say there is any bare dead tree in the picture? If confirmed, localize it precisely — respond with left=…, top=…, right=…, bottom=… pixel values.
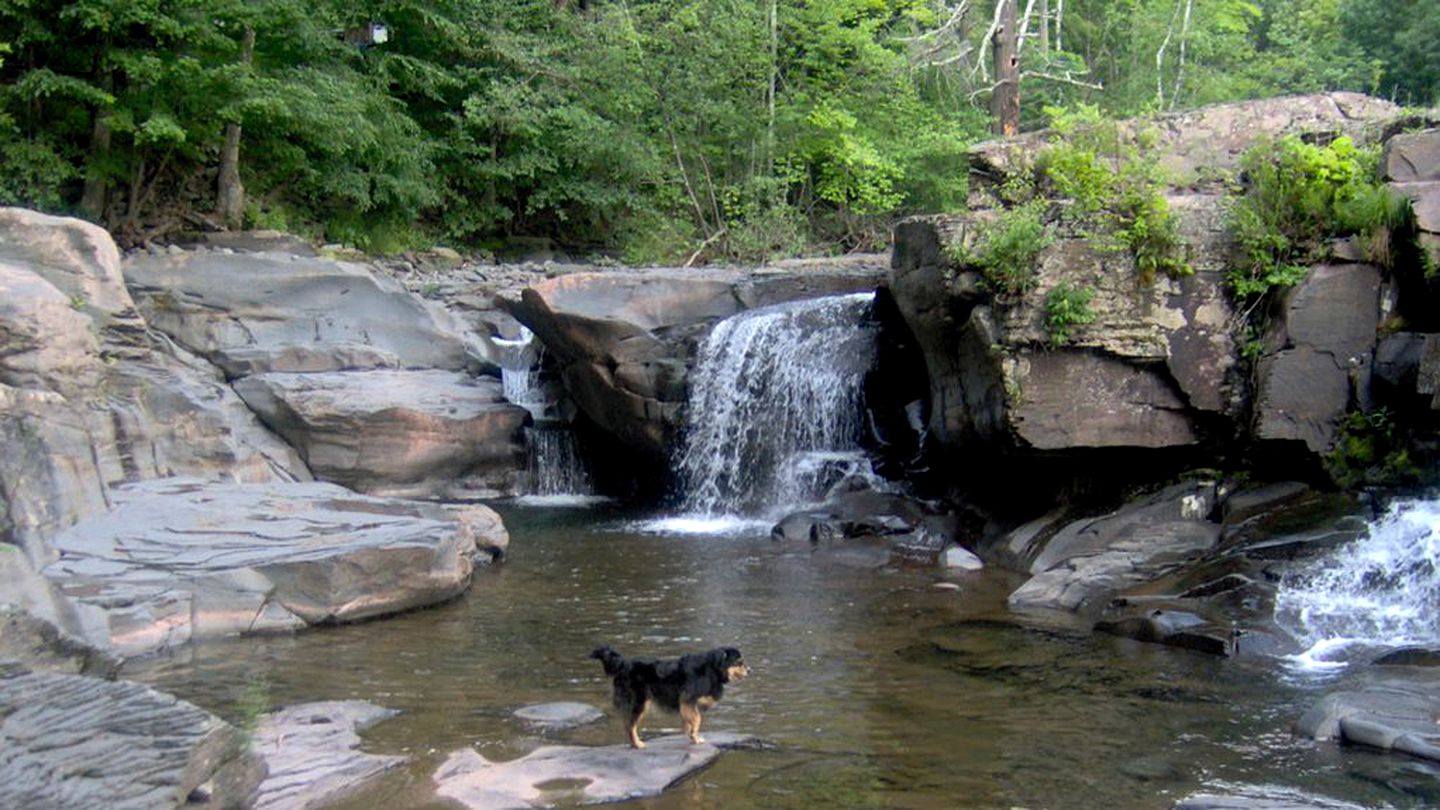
left=991, top=0, right=1019, bottom=136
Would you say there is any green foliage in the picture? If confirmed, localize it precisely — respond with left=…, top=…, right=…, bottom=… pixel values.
left=1339, top=0, right=1440, bottom=106
left=1038, top=104, right=1191, bottom=284
left=961, top=200, right=1053, bottom=299
left=0, top=0, right=1423, bottom=255
left=1226, top=135, right=1400, bottom=300
left=1325, top=408, right=1421, bottom=490
left=1044, top=282, right=1098, bottom=346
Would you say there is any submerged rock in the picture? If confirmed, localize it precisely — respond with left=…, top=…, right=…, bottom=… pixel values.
left=0, top=664, right=264, bottom=809
left=252, top=700, right=405, bottom=810
left=433, top=733, right=753, bottom=809
left=1295, top=680, right=1440, bottom=762
left=513, top=702, right=606, bottom=729
left=43, top=477, right=505, bottom=657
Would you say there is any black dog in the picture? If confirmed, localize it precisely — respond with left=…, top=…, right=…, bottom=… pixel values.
left=590, top=645, right=750, bottom=749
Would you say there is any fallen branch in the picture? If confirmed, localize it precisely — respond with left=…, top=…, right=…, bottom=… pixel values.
left=684, top=227, right=728, bottom=268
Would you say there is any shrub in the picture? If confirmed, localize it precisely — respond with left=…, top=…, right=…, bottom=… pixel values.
left=1226, top=135, right=1405, bottom=304
left=1044, top=282, right=1097, bottom=346
left=1038, top=105, right=1191, bottom=284
left=962, top=200, right=1053, bottom=298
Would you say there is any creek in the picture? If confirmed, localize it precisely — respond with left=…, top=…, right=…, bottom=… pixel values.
left=131, top=502, right=1440, bottom=809
left=130, top=292, right=1440, bottom=808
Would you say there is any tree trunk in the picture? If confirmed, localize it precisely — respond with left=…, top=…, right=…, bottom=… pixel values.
left=217, top=26, right=256, bottom=230
left=991, top=0, right=1020, bottom=137
left=79, top=112, right=112, bottom=222
left=1039, top=0, right=1050, bottom=55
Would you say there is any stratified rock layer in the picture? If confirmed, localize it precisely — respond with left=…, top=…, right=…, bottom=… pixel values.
left=43, top=477, right=504, bottom=657
left=0, top=664, right=265, bottom=810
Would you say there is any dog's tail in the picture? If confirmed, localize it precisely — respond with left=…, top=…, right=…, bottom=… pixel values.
left=590, top=645, right=626, bottom=676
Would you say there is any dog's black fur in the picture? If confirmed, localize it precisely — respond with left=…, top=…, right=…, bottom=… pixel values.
left=590, top=645, right=749, bottom=748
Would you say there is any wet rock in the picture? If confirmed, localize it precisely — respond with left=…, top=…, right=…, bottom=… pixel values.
left=1295, top=680, right=1440, bottom=763
left=941, top=545, right=984, bottom=571
left=772, top=491, right=960, bottom=566
left=1374, top=647, right=1440, bottom=667
left=1008, top=481, right=1222, bottom=613
left=513, top=702, right=606, bottom=729
left=1175, top=786, right=1370, bottom=809
left=0, top=665, right=264, bottom=809
left=233, top=370, right=528, bottom=499
left=42, top=477, right=503, bottom=657
left=1095, top=608, right=1236, bottom=657
left=252, top=700, right=405, bottom=810
left=1219, top=483, right=1366, bottom=559
left=433, top=733, right=753, bottom=809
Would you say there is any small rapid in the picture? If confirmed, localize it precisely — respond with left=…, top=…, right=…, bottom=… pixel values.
left=496, top=326, right=597, bottom=503
left=1274, top=497, right=1440, bottom=670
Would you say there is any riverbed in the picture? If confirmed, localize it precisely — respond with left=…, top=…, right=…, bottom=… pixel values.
left=132, top=503, right=1440, bottom=808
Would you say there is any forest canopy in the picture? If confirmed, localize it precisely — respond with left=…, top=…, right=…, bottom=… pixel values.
left=0, top=0, right=1432, bottom=261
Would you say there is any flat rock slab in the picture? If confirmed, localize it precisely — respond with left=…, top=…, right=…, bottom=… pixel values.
left=1295, top=680, right=1440, bottom=761
left=434, top=732, right=752, bottom=809
left=44, top=477, right=498, bottom=657
left=0, top=664, right=263, bottom=809
left=253, top=700, right=405, bottom=810
left=512, top=702, right=605, bottom=729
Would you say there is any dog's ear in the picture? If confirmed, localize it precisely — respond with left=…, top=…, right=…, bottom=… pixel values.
left=723, top=647, right=743, bottom=664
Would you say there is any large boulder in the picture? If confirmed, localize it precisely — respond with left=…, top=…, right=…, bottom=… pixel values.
left=0, top=215, right=311, bottom=567
left=123, top=249, right=489, bottom=377
left=0, top=663, right=265, bottom=809
left=42, top=477, right=506, bottom=658
left=889, top=94, right=1406, bottom=490
left=890, top=194, right=1238, bottom=454
left=0, top=207, right=147, bottom=346
left=234, top=370, right=528, bottom=499
left=1254, top=263, right=1382, bottom=453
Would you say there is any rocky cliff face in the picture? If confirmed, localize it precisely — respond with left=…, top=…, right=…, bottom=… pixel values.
left=886, top=93, right=1439, bottom=506
left=0, top=211, right=513, bottom=663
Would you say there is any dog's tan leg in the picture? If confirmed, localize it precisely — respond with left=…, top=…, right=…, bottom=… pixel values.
left=626, top=703, right=648, bottom=749
left=680, top=703, right=705, bottom=744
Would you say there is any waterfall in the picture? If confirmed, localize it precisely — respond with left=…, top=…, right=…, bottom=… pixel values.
left=674, top=292, right=880, bottom=520
left=496, top=327, right=595, bottom=501
left=1274, top=498, right=1440, bottom=669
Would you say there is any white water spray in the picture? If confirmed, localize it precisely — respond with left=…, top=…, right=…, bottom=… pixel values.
left=496, top=327, right=594, bottom=500
left=673, top=292, right=880, bottom=520
left=1274, top=498, right=1440, bottom=669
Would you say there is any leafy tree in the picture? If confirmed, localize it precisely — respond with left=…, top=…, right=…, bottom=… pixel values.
left=1339, top=0, right=1440, bottom=106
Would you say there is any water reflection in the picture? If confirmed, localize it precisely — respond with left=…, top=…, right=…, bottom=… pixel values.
left=131, top=504, right=1439, bottom=809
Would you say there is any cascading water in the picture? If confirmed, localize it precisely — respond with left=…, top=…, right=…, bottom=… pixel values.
left=672, top=292, right=881, bottom=524
left=1274, top=497, right=1440, bottom=670
left=495, top=327, right=594, bottom=501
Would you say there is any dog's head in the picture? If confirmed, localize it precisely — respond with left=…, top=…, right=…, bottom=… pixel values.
left=716, top=646, right=750, bottom=683
left=590, top=645, right=626, bottom=676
